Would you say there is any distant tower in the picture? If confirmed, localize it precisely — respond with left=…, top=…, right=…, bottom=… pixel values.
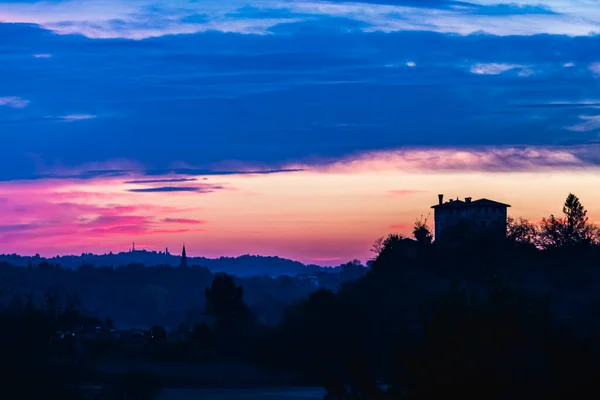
left=166, top=247, right=169, bottom=255
left=132, top=242, right=135, bottom=252
left=180, top=244, right=188, bottom=268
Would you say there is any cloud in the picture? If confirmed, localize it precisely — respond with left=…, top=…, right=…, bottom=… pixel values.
left=127, top=186, right=223, bottom=193
left=3, top=21, right=600, bottom=182
left=162, top=218, right=205, bottom=224
left=563, top=62, right=575, bottom=68
left=0, top=96, right=30, bottom=108
left=1, top=0, right=600, bottom=40
left=0, top=223, right=42, bottom=233
left=589, top=63, right=600, bottom=76
left=33, top=53, right=52, bottom=58
left=57, top=114, right=97, bottom=122
left=517, top=67, right=534, bottom=77
left=0, top=162, right=304, bottom=182
left=124, top=178, right=198, bottom=184
left=406, top=61, right=416, bottom=67
left=389, top=223, right=412, bottom=230
left=567, top=115, right=600, bottom=132
left=0, top=192, right=203, bottom=246
left=297, top=145, right=600, bottom=174
left=517, top=100, right=600, bottom=110
left=0, top=114, right=98, bottom=125
left=0, top=177, right=211, bottom=255
left=470, top=63, right=527, bottom=75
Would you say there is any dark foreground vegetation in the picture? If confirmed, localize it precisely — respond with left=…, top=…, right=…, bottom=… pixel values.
left=2, top=193, right=600, bottom=399
left=0, top=255, right=364, bottom=328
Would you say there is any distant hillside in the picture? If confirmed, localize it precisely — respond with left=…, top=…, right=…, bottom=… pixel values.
left=0, top=251, right=329, bottom=277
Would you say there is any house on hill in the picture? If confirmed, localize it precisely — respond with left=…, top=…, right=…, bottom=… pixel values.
left=431, top=194, right=510, bottom=242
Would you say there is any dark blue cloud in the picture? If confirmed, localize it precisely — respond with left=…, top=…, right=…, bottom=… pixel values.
left=123, top=178, right=198, bottom=184
left=127, top=186, right=221, bottom=193
left=2, top=20, right=600, bottom=181
left=0, top=166, right=303, bottom=182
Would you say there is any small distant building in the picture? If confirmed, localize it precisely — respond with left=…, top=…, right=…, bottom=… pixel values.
left=431, top=194, right=510, bottom=242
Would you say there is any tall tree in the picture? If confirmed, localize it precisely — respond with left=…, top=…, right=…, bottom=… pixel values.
left=562, top=193, right=590, bottom=243
left=205, top=273, right=254, bottom=358
left=205, top=273, right=251, bottom=321
left=539, top=193, right=596, bottom=249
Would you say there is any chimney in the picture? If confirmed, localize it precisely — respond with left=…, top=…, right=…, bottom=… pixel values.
left=438, top=194, right=444, bottom=205
left=465, top=197, right=472, bottom=203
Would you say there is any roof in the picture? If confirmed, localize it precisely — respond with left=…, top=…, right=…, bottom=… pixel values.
left=431, top=198, right=511, bottom=209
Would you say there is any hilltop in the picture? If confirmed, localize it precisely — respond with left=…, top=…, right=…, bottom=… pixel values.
left=0, top=251, right=330, bottom=278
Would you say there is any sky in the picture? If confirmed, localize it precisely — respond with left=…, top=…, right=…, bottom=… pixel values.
left=1, top=0, right=600, bottom=265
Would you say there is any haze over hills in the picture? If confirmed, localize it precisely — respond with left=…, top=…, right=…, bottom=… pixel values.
left=0, top=249, right=340, bottom=277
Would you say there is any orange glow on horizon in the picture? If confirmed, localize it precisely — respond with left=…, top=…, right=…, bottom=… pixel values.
left=1, top=149, right=599, bottom=265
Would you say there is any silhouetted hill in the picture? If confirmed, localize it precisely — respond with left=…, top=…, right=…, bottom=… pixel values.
left=0, top=251, right=328, bottom=277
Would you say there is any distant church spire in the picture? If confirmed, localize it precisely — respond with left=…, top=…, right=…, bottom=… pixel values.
left=180, top=244, right=188, bottom=268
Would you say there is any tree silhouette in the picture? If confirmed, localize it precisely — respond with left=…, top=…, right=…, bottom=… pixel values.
left=506, top=216, right=538, bottom=247
left=370, top=236, right=386, bottom=258
left=192, top=322, right=214, bottom=349
left=204, top=273, right=254, bottom=358
left=413, top=214, right=433, bottom=245
left=539, top=193, right=597, bottom=249
left=370, top=234, right=415, bottom=277
left=205, top=273, right=250, bottom=320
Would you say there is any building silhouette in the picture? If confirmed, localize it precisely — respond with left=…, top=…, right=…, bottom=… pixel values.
left=180, top=244, right=188, bottom=268
left=431, top=194, right=510, bottom=241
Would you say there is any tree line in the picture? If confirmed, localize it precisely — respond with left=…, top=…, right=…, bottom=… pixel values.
left=2, top=193, right=600, bottom=399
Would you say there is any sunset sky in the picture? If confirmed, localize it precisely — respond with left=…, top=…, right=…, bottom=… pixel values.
left=1, top=0, right=600, bottom=265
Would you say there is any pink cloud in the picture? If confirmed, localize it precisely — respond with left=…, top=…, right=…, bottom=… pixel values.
left=389, top=223, right=412, bottom=231
left=0, top=176, right=208, bottom=253
left=292, top=146, right=600, bottom=174
left=45, top=191, right=123, bottom=201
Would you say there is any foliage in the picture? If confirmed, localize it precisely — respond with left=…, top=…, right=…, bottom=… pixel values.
left=205, top=273, right=252, bottom=321
left=370, top=237, right=386, bottom=258
left=506, top=216, right=538, bottom=247
left=259, top=193, right=600, bottom=399
left=413, top=214, right=433, bottom=245
left=192, top=321, right=214, bottom=349
left=370, top=234, right=417, bottom=277
left=3, top=192, right=600, bottom=399
left=539, top=193, right=598, bottom=249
